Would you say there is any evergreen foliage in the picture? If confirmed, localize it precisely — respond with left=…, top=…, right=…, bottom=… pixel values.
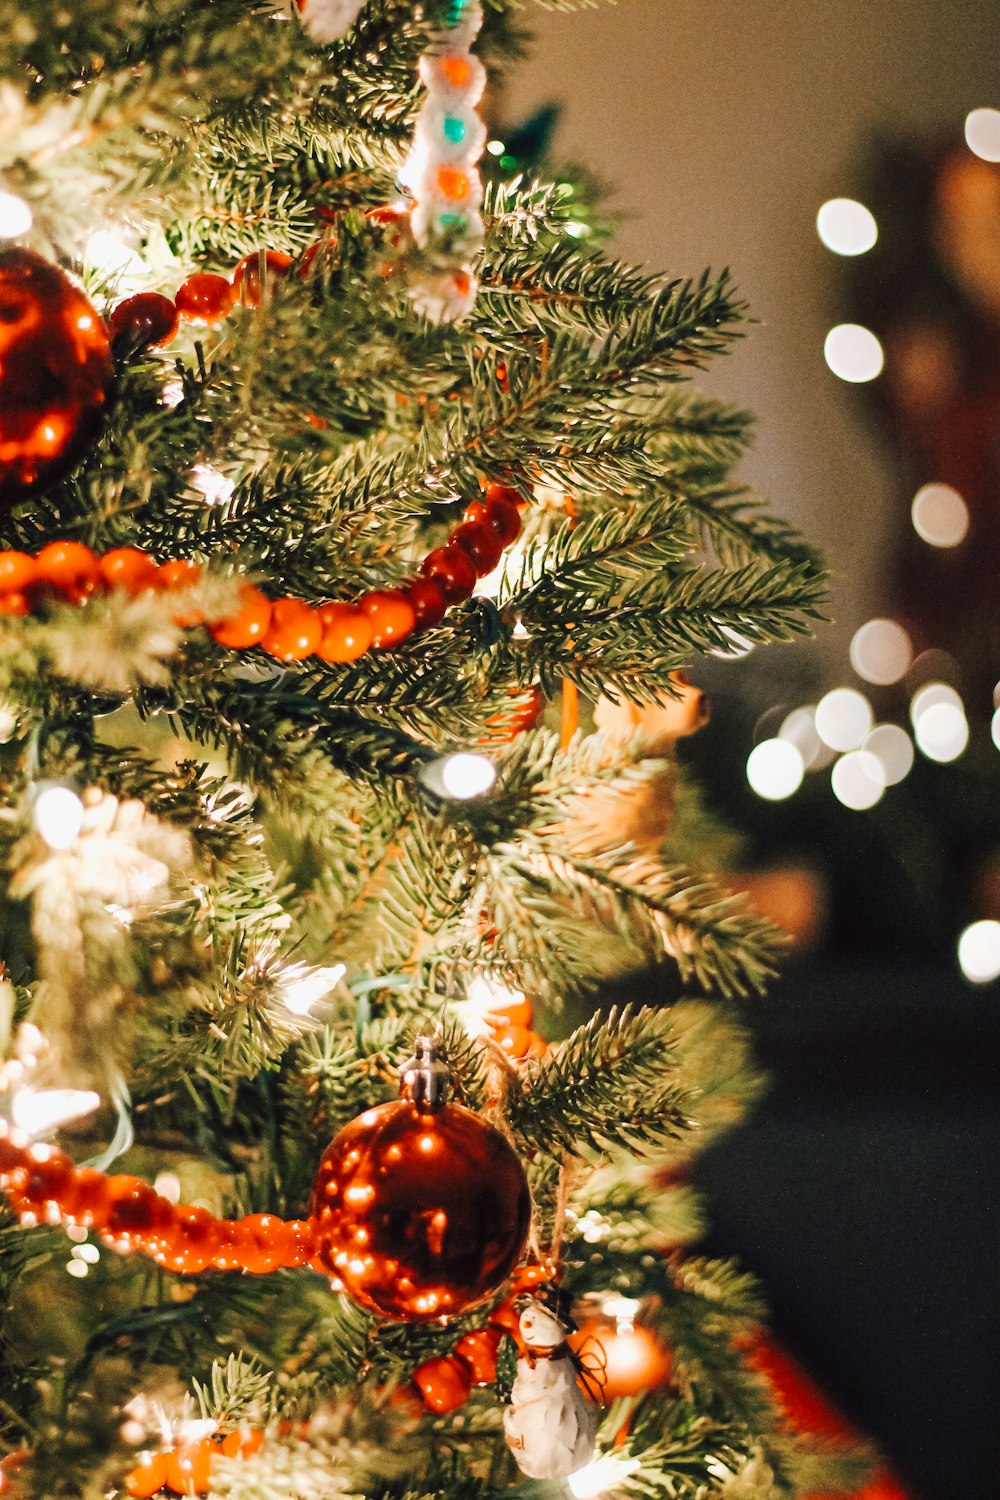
left=0, top=3, right=861, bottom=1499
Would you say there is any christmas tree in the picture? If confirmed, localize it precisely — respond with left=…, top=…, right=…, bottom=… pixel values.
left=0, top=3, right=862, bottom=1498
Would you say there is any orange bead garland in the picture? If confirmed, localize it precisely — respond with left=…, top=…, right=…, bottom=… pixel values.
left=0, top=482, right=523, bottom=668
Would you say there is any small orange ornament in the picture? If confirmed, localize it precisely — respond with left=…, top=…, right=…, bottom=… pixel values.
left=413, top=1354, right=473, bottom=1412
left=36, top=540, right=102, bottom=603
left=453, top=1324, right=504, bottom=1384
left=175, top=273, right=235, bottom=326
left=316, top=602, right=372, bottom=662
left=360, top=589, right=416, bottom=649
left=164, top=1438, right=217, bottom=1495
left=124, top=1451, right=170, bottom=1498
left=261, top=598, right=322, bottom=661
left=0, top=551, right=38, bottom=591
left=99, top=547, right=159, bottom=593
left=209, top=585, right=272, bottom=649
left=571, top=1320, right=672, bottom=1401
left=219, top=1426, right=264, bottom=1459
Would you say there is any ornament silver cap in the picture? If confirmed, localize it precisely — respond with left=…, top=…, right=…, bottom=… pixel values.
left=399, top=1035, right=450, bottom=1111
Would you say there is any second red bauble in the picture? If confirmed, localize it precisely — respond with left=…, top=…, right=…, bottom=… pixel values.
left=310, top=1096, right=530, bottom=1322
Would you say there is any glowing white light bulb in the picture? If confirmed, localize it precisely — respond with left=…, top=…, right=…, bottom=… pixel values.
left=778, top=707, right=825, bottom=769
left=910, top=682, right=963, bottom=726
left=914, top=702, right=968, bottom=763
left=831, top=750, right=884, bottom=811
left=957, top=919, right=1000, bottom=983
left=85, top=230, right=147, bottom=293
left=72, top=1242, right=100, bottom=1264
left=911, top=483, right=968, bottom=548
left=0, top=192, right=32, bottom=239
left=815, top=688, right=873, bottom=752
left=486, top=140, right=506, bottom=157
left=66, top=1259, right=89, bottom=1279
left=849, top=619, right=912, bottom=686
left=33, top=785, right=85, bottom=850
left=11, top=1087, right=100, bottom=1135
left=601, top=1293, right=642, bottom=1328
left=964, top=108, right=1000, bottom=163
left=439, top=752, right=496, bottom=800
left=861, top=725, right=914, bottom=787
left=190, top=464, right=235, bottom=506
left=746, top=739, right=804, bottom=801
left=568, top=1455, right=641, bottom=1500
left=467, top=972, right=525, bottom=1014
left=824, top=324, right=884, bottom=383
left=991, top=707, right=1000, bottom=752
left=816, top=198, right=878, bottom=256
left=280, top=962, right=346, bottom=1016
left=153, top=1172, right=182, bottom=1204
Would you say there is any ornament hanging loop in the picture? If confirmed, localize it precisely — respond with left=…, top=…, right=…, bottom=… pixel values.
left=399, top=1034, right=450, bottom=1111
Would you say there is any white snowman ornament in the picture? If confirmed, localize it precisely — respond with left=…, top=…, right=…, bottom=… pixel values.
left=503, top=1285, right=601, bottom=1480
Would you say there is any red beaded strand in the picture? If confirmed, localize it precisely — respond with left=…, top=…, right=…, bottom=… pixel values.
left=0, top=1123, right=316, bottom=1274
left=0, top=483, right=525, bottom=665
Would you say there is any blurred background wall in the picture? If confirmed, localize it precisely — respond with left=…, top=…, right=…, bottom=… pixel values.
left=503, top=0, right=999, bottom=670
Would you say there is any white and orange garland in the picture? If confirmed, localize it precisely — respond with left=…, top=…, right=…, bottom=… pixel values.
left=295, top=0, right=487, bottom=323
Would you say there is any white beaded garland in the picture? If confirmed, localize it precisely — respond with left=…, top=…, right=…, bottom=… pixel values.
left=403, top=0, right=486, bottom=323
left=293, top=0, right=367, bottom=43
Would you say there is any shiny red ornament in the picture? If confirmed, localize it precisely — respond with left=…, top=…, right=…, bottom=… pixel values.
left=453, top=1324, right=504, bottom=1384
left=310, top=1039, right=530, bottom=1321
left=571, top=1319, right=672, bottom=1400
left=109, top=292, right=179, bottom=349
left=0, top=248, right=114, bottom=504
left=421, top=542, right=477, bottom=604
left=451, top=520, right=504, bottom=576
left=232, top=250, right=294, bottom=307
left=175, top=273, right=235, bottom=326
left=413, top=1354, right=473, bottom=1413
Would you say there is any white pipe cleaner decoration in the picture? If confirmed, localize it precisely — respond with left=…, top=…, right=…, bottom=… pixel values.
left=293, top=0, right=367, bottom=43
left=402, top=0, right=486, bottom=323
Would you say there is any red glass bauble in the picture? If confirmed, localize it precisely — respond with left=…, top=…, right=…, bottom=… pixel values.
left=0, top=248, right=114, bottom=504
left=412, top=1354, right=473, bottom=1412
left=451, top=520, right=504, bottom=576
left=109, top=292, right=179, bottom=349
left=421, top=542, right=477, bottom=604
left=310, top=1097, right=530, bottom=1321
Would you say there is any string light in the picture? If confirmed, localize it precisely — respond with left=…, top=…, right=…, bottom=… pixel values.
left=830, top=750, right=884, bottom=811
left=190, top=464, right=236, bottom=506
left=10, top=1087, right=100, bottom=1135
left=849, top=619, right=912, bottom=685
left=910, top=682, right=963, bottom=726
left=991, top=707, right=1000, bottom=752
left=0, top=191, right=32, bottom=238
left=84, top=230, right=147, bottom=294
left=913, top=702, right=968, bottom=763
left=568, top=1454, right=641, bottom=1500
left=816, top=198, right=877, bottom=256
left=815, top=688, right=873, bottom=753
left=823, top=323, right=884, bottom=383
left=746, top=739, right=804, bottom=801
left=438, top=752, right=496, bottom=800
left=32, top=784, right=85, bottom=850
left=957, top=920, right=1000, bottom=983
left=911, top=483, right=968, bottom=548
left=964, top=108, right=1000, bottom=163
left=278, top=962, right=346, bottom=1016
left=861, top=725, right=914, bottom=787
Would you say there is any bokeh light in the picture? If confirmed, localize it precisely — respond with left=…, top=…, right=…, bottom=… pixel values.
left=911, top=483, right=968, bottom=548
left=957, top=920, right=1000, bottom=983
left=991, top=707, right=1000, bottom=751
left=849, top=618, right=912, bottom=685
left=746, top=739, right=804, bottom=801
left=910, top=681, right=963, bottom=726
left=823, top=323, right=884, bottom=383
left=861, top=724, right=914, bottom=787
left=964, top=107, right=1000, bottom=162
left=816, top=198, right=878, bottom=256
left=439, top=752, right=497, bottom=800
left=831, top=750, right=884, bottom=810
left=33, top=785, right=84, bottom=850
left=0, top=192, right=32, bottom=238
left=815, top=688, right=874, bottom=752
left=778, top=707, right=825, bottom=769
left=914, top=702, right=968, bottom=763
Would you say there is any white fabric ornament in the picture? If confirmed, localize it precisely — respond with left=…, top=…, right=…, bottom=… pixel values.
left=503, top=1293, right=600, bottom=1480
left=293, top=0, right=366, bottom=43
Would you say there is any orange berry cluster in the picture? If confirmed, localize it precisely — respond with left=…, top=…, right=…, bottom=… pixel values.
left=0, top=485, right=523, bottom=664
left=411, top=1263, right=551, bottom=1413
left=480, top=987, right=548, bottom=1063
left=0, top=1124, right=316, bottom=1275
left=124, top=1426, right=267, bottom=1498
